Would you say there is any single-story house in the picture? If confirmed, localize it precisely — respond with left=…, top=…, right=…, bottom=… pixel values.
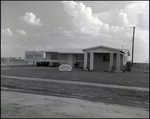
left=25, top=45, right=130, bottom=72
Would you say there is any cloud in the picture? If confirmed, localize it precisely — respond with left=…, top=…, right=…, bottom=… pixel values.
left=30, top=46, right=52, bottom=51
left=34, top=33, right=41, bottom=37
left=63, top=30, right=73, bottom=37
left=122, top=2, right=148, bottom=27
left=15, top=44, right=28, bottom=50
left=1, top=44, right=12, bottom=51
left=62, top=1, right=132, bottom=39
left=94, top=2, right=149, bottom=42
left=116, top=12, right=130, bottom=27
left=135, top=29, right=149, bottom=43
left=20, top=12, right=43, bottom=26
left=15, top=44, right=52, bottom=51
left=58, top=27, right=63, bottom=30
left=100, top=23, right=110, bottom=33
left=61, top=1, right=148, bottom=45
left=63, top=1, right=106, bottom=37
left=16, top=29, right=27, bottom=35
left=1, top=28, right=14, bottom=36
left=96, top=2, right=148, bottom=29
left=136, top=3, right=149, bottom=30
left=67, top=42, right=81, bottom=48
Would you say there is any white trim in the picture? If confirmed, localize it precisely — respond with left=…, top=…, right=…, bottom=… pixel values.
left=90, top=52, right=94, bottom=70
left=84, top=52, right=88, bottom=70
left=109, top=53, right=113, bottom=71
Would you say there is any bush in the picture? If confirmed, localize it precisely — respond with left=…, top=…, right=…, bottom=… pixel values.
left=52, top=62, right=61, bottom=67
left=43, top=62, right=49, bottom=67
left=36, top=61, right=49, bottom=67
left=74, top=62, right=80, bottom=68
left=126, top=61, right=131, bottom=72
left=111, top=65, right=117, bottom=72
left=36, top=62, right=41, bottom=66
left=122, top=65, right=126, bottom=73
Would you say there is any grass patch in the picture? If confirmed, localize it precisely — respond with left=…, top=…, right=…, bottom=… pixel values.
left=1, top=66, right=149, bottom=88
left=1, top=77, right=149, bottom=109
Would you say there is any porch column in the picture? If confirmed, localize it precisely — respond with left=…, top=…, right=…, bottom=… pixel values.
left=44, top=52, right=47, bottom=60
left=116, top=53, right=120, bottom=72
left=44, top=52, right=46, bottom=59
left=84, top=52, right=87, bottom=70
left=123, top=55, right=125, bottom=65
left=90, top=52, right=94, bottom=70
left=109, top=53, right=113, bottom=71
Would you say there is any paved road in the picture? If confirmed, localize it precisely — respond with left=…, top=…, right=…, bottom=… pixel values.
left=1, top=75, right=149, bottom=92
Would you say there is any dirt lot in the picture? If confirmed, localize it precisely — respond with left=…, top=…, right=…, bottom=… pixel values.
left=1, top=90, right=149, bottom=118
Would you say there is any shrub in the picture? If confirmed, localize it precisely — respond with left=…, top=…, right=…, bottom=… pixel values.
left=43, top=62, right=49, bottom=67
left=122, top=65, right=126, bottom=73
left=36, top=61, right=49, bottom=67
left=126, top=61, right=131, bottom=72
left=74, top=62, right=80, bottom=68
left=111, top=65, right=117, bottom=72
left=41, top=62, right=45, bottom=66
left=86, top=65, right=90, bottom=70
left=53, top=62, right=61, bottom=67
left=36, top=62, right=41, bottom=66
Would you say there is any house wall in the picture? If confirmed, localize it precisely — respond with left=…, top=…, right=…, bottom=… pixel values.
left=45, top=52, right=84, bottom=67
left=94, top=53, right=109, bottom=70
left=45, top=52, right=58, bottom=66
left=73, top=55, right=76, bottom=65
left=67, top=54, right=73, bottom=67
left=45, top=53, right=51, bottom=60
left=58, top=54, right=67, bottom=64
left=75, top=54, right=84, bottom=68
left=120, top=54, right=123, bottom=70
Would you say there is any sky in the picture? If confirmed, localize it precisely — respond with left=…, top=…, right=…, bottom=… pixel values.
left=1, top=1, right=149, bottom=62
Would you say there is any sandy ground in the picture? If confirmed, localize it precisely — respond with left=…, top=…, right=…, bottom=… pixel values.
left=1, top=90, right=149, bottom=118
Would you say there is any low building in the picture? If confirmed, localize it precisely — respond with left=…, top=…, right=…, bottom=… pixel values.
left=25, top=45, right=130, bottom=72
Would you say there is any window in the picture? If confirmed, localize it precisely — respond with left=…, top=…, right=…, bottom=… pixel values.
left=76, top=54, right=84, bottom=60
left=61, top=54, right=67, bottom=60
left=51, top=54, right=57, bottom=59
left=103, top=55, right=110, bottom=61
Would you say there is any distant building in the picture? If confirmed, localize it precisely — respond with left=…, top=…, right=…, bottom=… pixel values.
left=25, top=45, right=130, bottom=72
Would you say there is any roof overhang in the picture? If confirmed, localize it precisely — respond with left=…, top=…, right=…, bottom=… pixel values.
left=58, top=52, right=84, bottom=54
left=82, top=45, right=130, bottom=56
left=82, top=45, right=124, bottom=52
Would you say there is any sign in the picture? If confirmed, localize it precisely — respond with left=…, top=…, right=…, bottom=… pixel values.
left=59, top=64, right=72, bottom=71
left=25, top=51, right=43, bottom=61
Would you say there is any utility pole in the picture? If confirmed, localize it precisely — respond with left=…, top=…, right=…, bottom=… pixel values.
left=131, top=26, right=136, bottom=68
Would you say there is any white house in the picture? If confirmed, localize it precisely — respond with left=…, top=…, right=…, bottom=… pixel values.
left=25, top=45, right=130, bottom=72
left=82, top=45, right=130, bottom=72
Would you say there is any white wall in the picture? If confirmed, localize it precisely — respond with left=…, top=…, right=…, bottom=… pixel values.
left=67, top=54, right=73, bottom=67
left=94, top=53, right=109, bottom=70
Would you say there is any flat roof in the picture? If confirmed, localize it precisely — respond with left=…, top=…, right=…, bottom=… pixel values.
left=44, top=48, right=84, bottom=54
left=28, top=45, right=130, bottom=55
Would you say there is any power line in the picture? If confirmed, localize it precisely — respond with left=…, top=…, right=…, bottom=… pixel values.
left=124, top=40, right=132, bottom=49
